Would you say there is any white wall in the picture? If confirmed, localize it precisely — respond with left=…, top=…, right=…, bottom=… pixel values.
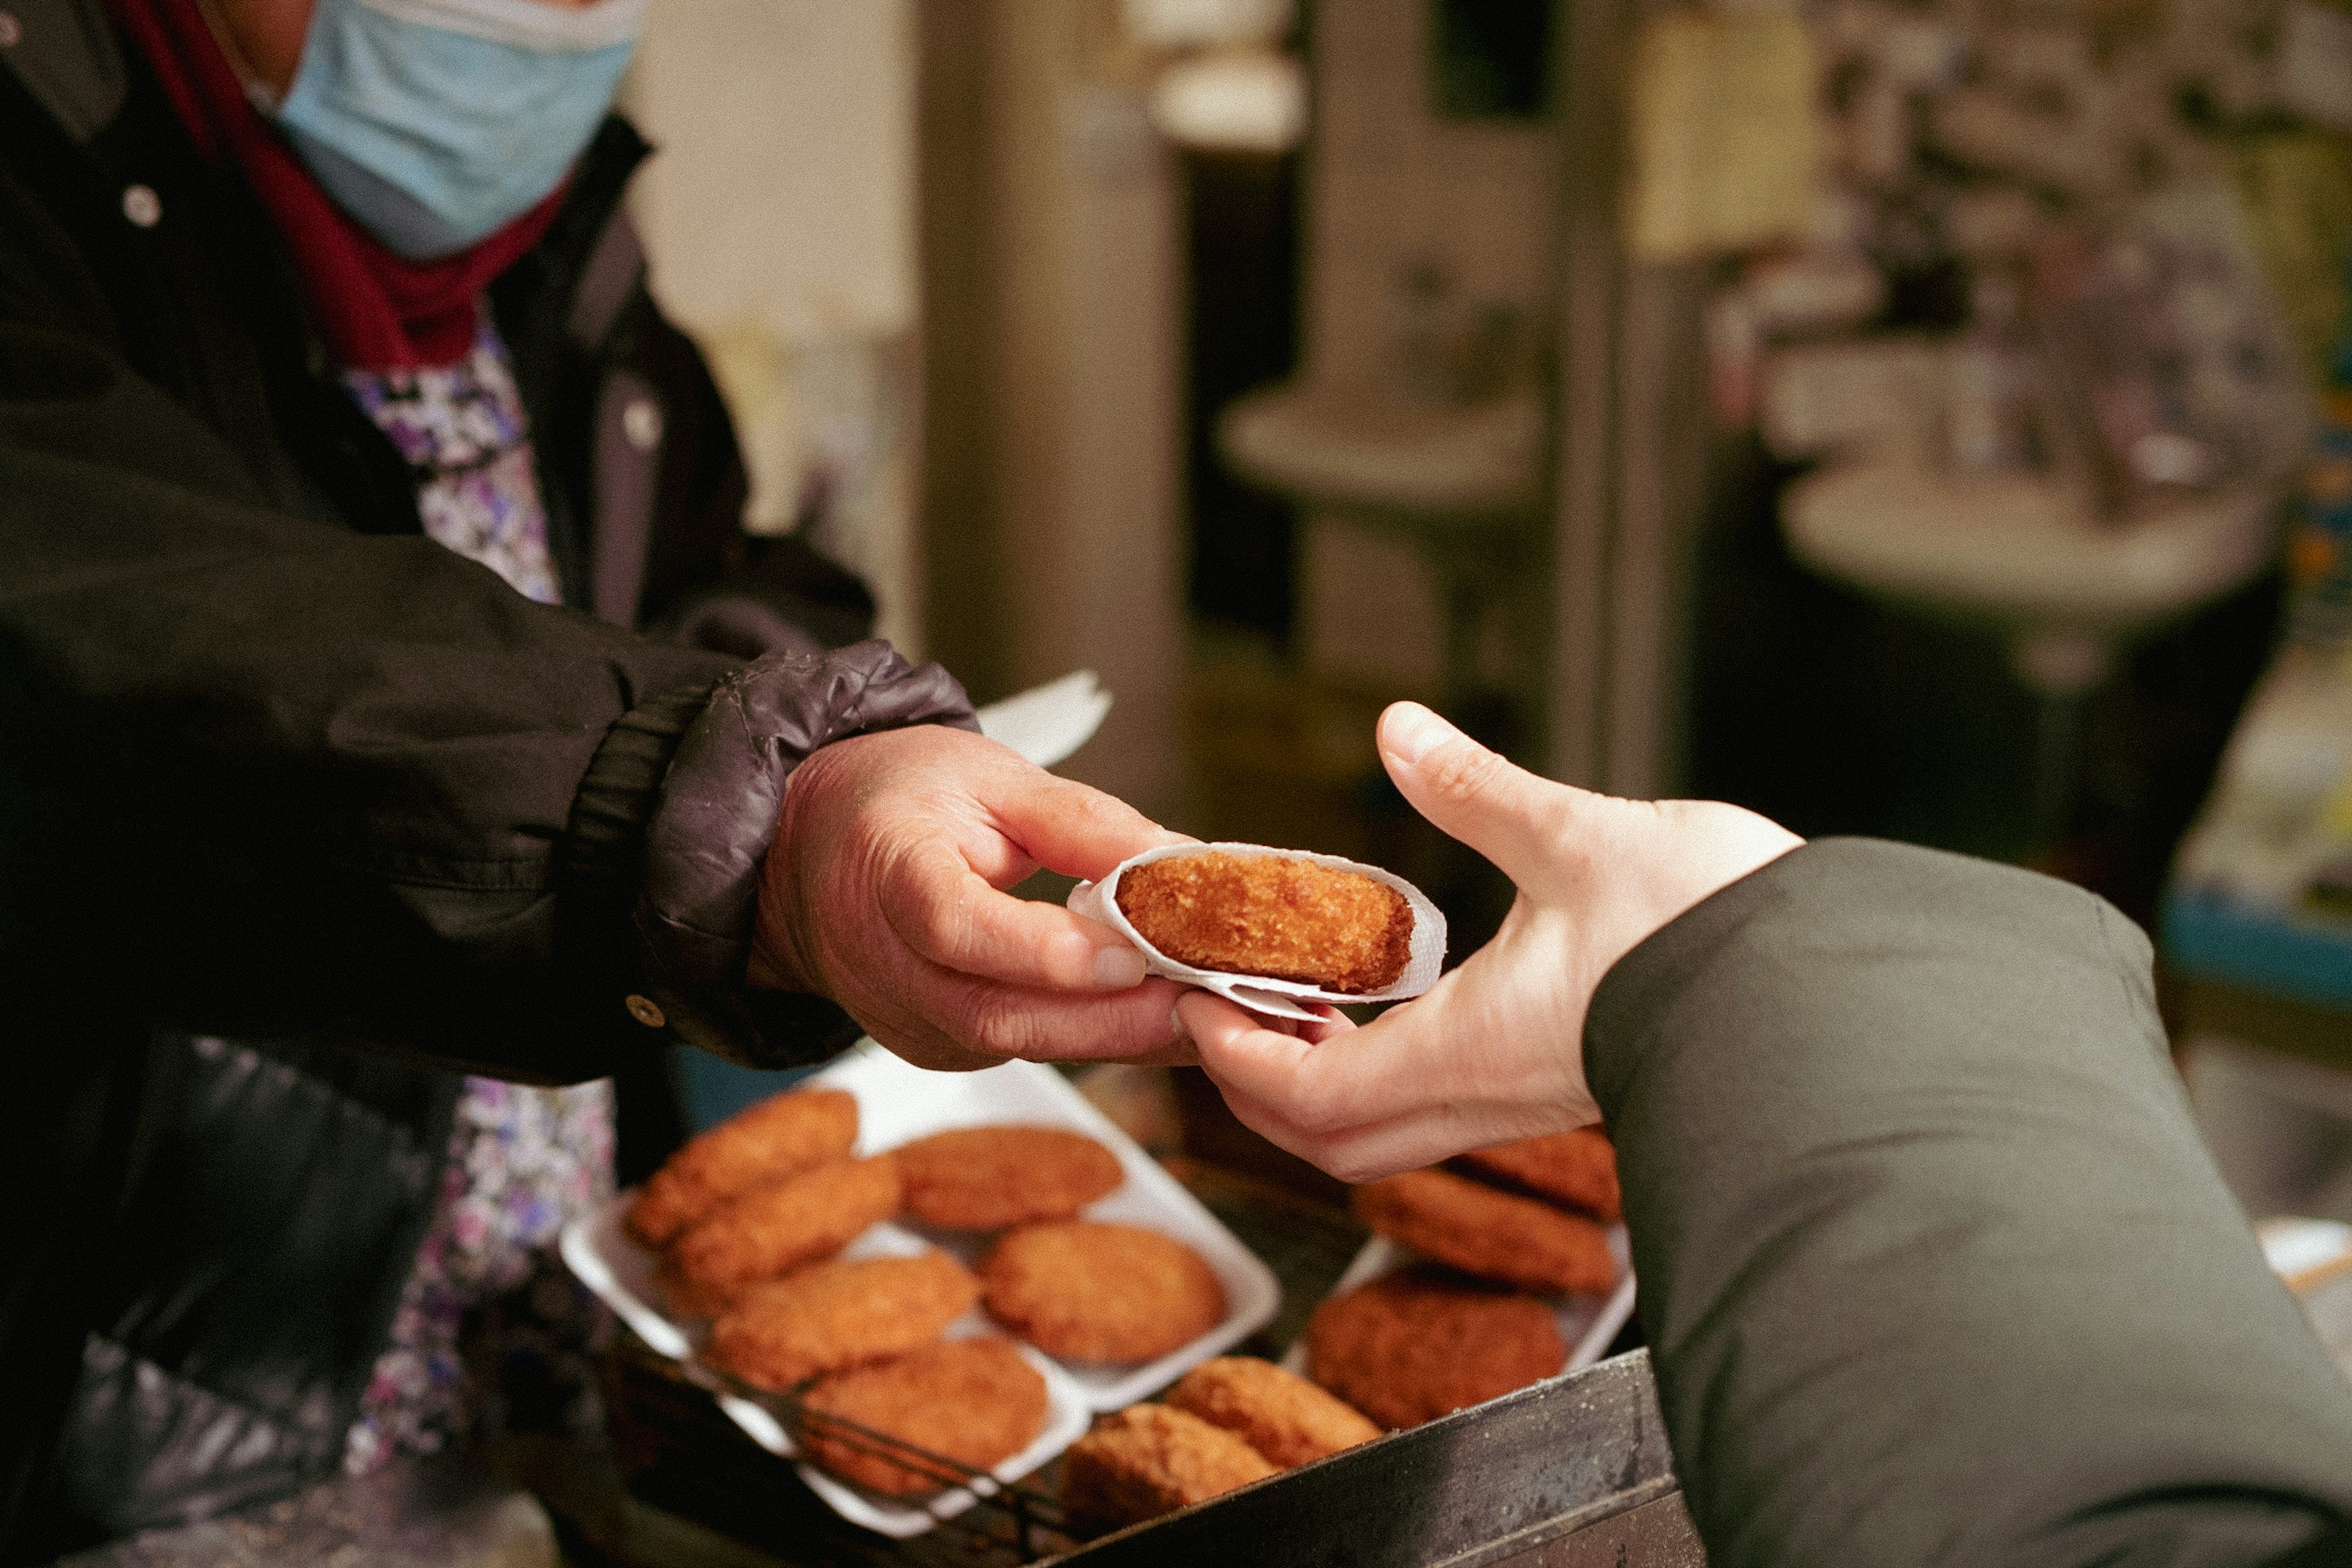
left=622, top=0, right=924, bottom=655
left=1297, top=0, right=1555, bottom=696
left=626, top=0, right=916, bottom=344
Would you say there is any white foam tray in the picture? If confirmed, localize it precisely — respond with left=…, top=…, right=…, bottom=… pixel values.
left=561, top=1043, right=1282, bottom=1534
left=1277, top=1227, right=1638, bottom=1395
left=564, top=1212, right=1091, bottom=1537
left=817, top=1043, right=1283, bottom=1408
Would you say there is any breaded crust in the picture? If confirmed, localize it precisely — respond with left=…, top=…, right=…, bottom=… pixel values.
left=672, top=1153, right=901, bottom=1292
left=627, top=1087, right=858, bottom=1248
left=1304, top=1268, right=1565, bottom=1430
left=1455, top=1128, right=1623, bottom=1222
left=1115, top=851, right=1412, bottom=993
left=707, top=1250, right=979, bottom=1392
left=1061, top=1404, right=1278, bottom=1531
left=979, top=1221, right=1226, bottom=1363
left=652, top=1255, right=741, bottom=1322
left=895, top=1125, right=1125, bottom=1229
left=1352, top=1168, right=1618, bottom=1296
left=1163, top=1356, right=1381, bottom=1468
left=799, top=1337, right=1049, bottom=1498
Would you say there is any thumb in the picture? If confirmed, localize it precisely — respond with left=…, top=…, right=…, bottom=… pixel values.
left=1377, top=703, right=1584, bottom=883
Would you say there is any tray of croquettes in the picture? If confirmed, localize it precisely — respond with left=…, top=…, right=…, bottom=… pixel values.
left=566, top=1053, right=1634, bottom=1542
left=564, top=848, right=1630, bottom=1541
left=565, top=1041, right=1285, bottom=1536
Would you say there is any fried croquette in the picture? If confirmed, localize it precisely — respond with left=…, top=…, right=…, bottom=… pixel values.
left=652, top=1255, right=741, bottom=1322
left=706, top=1250, right=980, bottom=1392
left=1061, top=1404, right=1278, bottom=1530
left=672, top=1153, right=900, bottom=1292
left=798, top=1337, right=1049, bottom=1497
left=895, top=1126, right=1125, bottom=1229
left=1163, top=1356, right=1381, bottom=1468
left=627, top=1087, right=858, bottom=1248
left=1115, top=851, right=1413, bottom=993
left=1455, top=1128, right=1623, bottom=1222
left=1352, top=1168, right=1618, bottom=1296
left=979, top=1221, right=1226, bottom=1363
left=1304, top=1268, right=1565, bottom=1430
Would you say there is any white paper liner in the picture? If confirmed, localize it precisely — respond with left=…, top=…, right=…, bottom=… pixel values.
left=974, top=669, right=1110, bottom=770
left=1068, top=842, right=1447, bottom=1022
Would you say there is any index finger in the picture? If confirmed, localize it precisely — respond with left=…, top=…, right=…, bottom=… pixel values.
left=885, top=837, right=1151, bottom=990
left=981, top=766, right=1191, bottom=883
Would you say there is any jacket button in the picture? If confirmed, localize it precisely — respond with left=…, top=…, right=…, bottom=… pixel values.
left=121, top=184, right=162, bottom=228
left=622, top=397, right=663, bottom=452
left=624, top=993, right=667, bottom=1028
left=0, top=12, right=23, bottom=48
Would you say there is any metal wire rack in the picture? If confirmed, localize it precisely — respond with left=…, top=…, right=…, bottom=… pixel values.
left=692, top=1354, right=1079, bottom=1562
left=601, top=1333, right=1085, bottom=1566
left=595, top=1160, right=1371, bottom=1566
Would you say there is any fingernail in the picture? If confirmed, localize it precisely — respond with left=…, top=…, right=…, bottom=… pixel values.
left=1384, top=703, right=1458, bottom=767
left=1169, top=1001, right=1188, bottom=1040
left=1093, top=945, right=1147, bottom=988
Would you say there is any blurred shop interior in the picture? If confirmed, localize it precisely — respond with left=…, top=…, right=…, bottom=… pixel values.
left=587, top=0, right=2352, bottom=1553
left=628, top=0, right=2352, bottom=1216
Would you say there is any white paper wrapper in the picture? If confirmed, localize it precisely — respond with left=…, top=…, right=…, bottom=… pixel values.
left=1068, top=842, right=1447, bottom=1022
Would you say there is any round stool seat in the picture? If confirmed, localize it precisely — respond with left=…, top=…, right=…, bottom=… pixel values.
left=1784, top=451, right=2282, bottom=692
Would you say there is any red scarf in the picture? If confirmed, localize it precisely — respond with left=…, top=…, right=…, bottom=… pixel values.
left=111, top=0, right=568, bottom=370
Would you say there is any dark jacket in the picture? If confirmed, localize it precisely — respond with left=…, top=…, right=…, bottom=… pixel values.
left=0, top=2, right=969, bottom=1556
left=1593, top=840, right=2352, bottom=1566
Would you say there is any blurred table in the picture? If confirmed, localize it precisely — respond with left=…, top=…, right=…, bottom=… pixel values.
left=2163, top=641, right=2352, bottom=1228
left=47, top=1456, right=559, bottom=1568
left=2163, top=640, right=2352, bottom=1072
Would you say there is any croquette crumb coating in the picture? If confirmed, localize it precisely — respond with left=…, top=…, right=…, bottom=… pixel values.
left=1305, top=1268, right=1565, bottom=1431
left=1352, top=1168, right=1618, bottom=1297
left=1455, top=1128, right=1623, bottom=1222
left=673, top=1154, right=900, bottom=1292
left=707, top=1250, right=980, bottom=1392
left=627, top=1087, right=858, bottom=1248
left=799, top=1337, right=1049, bottom=1498
left=1164, top=1356, right=1381, bottom=1468
left=1115, top=851, right=1414, bottom=993
left=979, top=1221, right=1226, bottom=1363
left=1061, top=1404, right=1278, bottom=1530
left=895, top=1126, right=1125, bottom=1229
left=653, top=1256, right=741, bottom=1322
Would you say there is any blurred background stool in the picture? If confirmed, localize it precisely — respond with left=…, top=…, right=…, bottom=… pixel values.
left=1785, top=451, right=2286, bottom=853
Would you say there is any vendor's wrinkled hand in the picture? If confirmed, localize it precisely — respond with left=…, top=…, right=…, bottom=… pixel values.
left=753, top=724, right=1193, bottom=1071
left=1183, top=703, right=1801, bottom=1180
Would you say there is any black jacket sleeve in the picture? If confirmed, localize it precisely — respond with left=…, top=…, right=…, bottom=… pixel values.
left=1586, top=839, right=2352, bottom=1567
left=0, top=317, right=973, bottom=1084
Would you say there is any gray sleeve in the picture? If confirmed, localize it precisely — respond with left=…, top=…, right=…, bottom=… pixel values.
left=1585, top=838, right=2352, bottom=1568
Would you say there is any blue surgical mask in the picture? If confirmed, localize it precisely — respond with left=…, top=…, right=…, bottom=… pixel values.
left=274, top=0, right=644, bottom=260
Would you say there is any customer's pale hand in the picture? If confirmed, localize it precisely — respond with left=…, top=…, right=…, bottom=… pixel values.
left=1183, top=703, right=1801, bottom=1180
left=753, top=725, right=1193, bottom=1071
